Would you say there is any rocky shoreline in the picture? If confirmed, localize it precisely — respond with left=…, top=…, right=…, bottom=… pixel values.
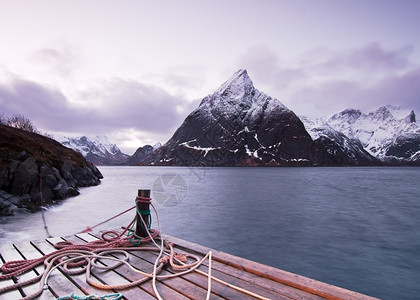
left=0, top=125, right=103, bottom=216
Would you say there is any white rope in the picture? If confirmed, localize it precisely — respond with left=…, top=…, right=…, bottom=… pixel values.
left=140, top=203, right=213, bottom=300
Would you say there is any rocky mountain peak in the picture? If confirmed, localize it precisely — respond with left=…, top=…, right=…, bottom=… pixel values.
left=141, top=70, right=322, bottom=166
left=215, top=69, right=253, bottom=97
left=200, top=69, right=257, bottom=110
left=330, top=108, right=362, bottom=125
left=197, top=69, right=289, bottom=130
left=369, top=105, right=395, bottom=122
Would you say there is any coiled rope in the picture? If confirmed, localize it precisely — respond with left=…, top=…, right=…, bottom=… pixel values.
left=0, top=197, right=269, bottom=300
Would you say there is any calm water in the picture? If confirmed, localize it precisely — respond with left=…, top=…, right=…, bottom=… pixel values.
left=1, top=166, right=420, bottom=299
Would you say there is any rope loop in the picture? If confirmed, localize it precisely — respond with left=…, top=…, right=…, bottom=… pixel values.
left=128, top=237, right=142, bottom=245
left=54, top=241, right=75, bottom=249
left=101, top=231, right=120, bottom=242
left=136, top=196, right=151, bottom=203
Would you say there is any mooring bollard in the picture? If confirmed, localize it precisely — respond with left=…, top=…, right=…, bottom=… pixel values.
left=135, top=189, right=151, bottom=238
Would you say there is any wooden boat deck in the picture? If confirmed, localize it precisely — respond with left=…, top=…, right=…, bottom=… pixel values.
left=0, top=230, right=379, bottom=300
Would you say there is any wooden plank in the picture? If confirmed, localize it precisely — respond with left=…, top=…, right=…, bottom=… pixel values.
left=122, top=246, right=247, bottom=300
left=92, top=231, right=233, bottom=299
left=10, top=241, right=58, bottom=300
left=1, top=242, right=57, bottom=300
left=102, top=229, right=319, bottom=299
left=30, top=237, right=97, bottom=298
left=87, top=232, right=229, bottom=299
left=193, top=253, right=324, bottom=300
left=145, top=236, right=316, bottom=300
left=73, top=233, right=194, bottom=300
left=165, top=234, right=380, bottom=300
left=186, top=264, right=298, bottom=300
left=130, top=240, right=294, bottom=300
left=0, top=244, right=26, bottom=300
left=93, top=230, right=284, bottom=299
left=65, top=233, right=159, bottom=300
left=90, top=232, right=235, bottom=299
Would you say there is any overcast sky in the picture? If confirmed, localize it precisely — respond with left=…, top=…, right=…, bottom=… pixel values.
left=1, top=0, right=419, bottom=154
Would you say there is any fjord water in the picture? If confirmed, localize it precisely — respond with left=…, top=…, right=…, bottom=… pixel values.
left=1, top=166, right=419, bottom=299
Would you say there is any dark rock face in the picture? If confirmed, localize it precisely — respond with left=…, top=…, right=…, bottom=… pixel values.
left=313, top=135, right=380, bottom=166
left=142, top=70, right=326, bottom=166
left=406, top=110, right=416, bottom=123
left=126, top=145, right=155, bottom=165
left=0, top=125, right=103, bottom=216
left=385, top=135, right=420, bottom=159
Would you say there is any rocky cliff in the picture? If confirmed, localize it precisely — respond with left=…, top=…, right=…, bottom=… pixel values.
left=0, top=124, right=103, bottom=216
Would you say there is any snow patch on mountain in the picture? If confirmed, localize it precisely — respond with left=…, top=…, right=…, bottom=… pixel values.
left=92, top=136, right=120, bottom=156
left=300, top=116, right=334, bottom=140
left=153, top=142, right=162, bottom=150
left=300, top=115, right=376, bottom=164
left=199, top=69, right=289, bottom=125
left=302, top=105, right=419, bottom=162
left=327, top=105, right=418, bottom=158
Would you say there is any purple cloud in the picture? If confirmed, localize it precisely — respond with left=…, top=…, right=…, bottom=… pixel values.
left=0, top=77, right=188, bottom=136
left=288, top=67, right=420, bottom=116
left=355, top=67, right=420, bottom=110
left=239, top=43, right=419, bottom=116
left=312, top=43, right=414, bottom=74
left=81, top=78, right=186, bottom=133
left=0, top=79, right=73, bottom=127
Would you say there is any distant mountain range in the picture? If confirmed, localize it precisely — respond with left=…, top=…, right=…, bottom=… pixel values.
left=57, top=136, right=130, bottom=165
left=301, top=105, right=418, bottom=165
left=58, top=135, right=161, bottom=165
left=58, top=70, right=419, bottom=166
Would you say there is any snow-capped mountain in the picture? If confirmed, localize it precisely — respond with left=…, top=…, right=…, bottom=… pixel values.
left=303, top=106, right=419, bottom=163
left=58, top=135, right=129, bottom=165
left=141, top=69, right=371, bottom=166
left=300, top=116, right=379, bottom=165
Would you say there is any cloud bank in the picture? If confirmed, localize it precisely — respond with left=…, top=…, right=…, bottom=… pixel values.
left=0, top=76, right=192, bottom=153
left=239, top=43, right=420, bottom=117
